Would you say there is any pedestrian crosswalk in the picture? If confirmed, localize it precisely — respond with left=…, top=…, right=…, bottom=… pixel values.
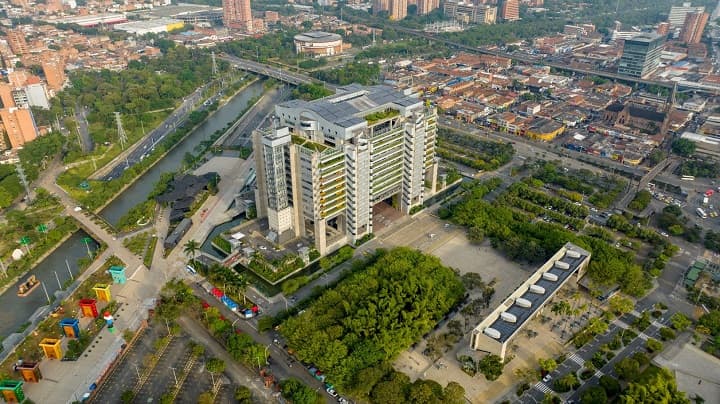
left=568, top=353, right=585, bottom=366
left=638, top=332, right=649, bottom=341
left=595, top=370, right=604, bottom=378
left=534, top=382, right=552, bottom=394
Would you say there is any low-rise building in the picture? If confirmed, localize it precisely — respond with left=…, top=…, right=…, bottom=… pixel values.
left=471, top=243, right=591, bottom=360
left=114, top=18, right=185, bottom=35
left=293, top=31, right=344, bottom=57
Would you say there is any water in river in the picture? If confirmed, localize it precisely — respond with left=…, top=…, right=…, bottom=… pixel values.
left=0, top=230, right=99, bottom=339
left=100, top=80, right=265, bottom=225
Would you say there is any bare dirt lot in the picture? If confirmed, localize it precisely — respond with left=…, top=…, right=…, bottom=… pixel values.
left=380, top=210, right=531, bottom=308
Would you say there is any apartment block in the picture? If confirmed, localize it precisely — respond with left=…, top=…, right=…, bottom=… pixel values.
left=223, top=0, right=253, bottom=31
left=679, top=12, right=709, bottom=44
left=0, top=107, right=38, bottom=149
left=417, top=0, right=440, bottom=15
left=389, top=0, right=407, bottom=20
left=499, top=0, right=519, bottom=21
left=6, top=30, right=28, bottom=55
left=42, top=60, right=66, bottom=92
left=254, top=84, right=438, bottom=255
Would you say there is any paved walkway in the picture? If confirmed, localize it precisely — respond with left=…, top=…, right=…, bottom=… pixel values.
left=15, top=94, right=262, bottom=402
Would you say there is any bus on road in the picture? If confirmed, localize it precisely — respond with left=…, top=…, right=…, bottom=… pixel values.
left=682, top=175, right=695, bottom=181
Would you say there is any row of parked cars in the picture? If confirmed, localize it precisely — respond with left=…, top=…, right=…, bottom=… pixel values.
left=304, top=363, right=348, bottom=403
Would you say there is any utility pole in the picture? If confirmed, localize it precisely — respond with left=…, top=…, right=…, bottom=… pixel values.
left=41, top=281, right=51, bottom=304
left=211, top=51, right=218, bottom=77
left=115, top=112, right=128, bottom=150
left=15, top=160, right=31, bottom=203
left=54, top=271, right=62, bottom=289
left=170, top=367, right=178, bottom=386
left=65, top=259, right=74, bottom=280
left=75, top=125, right=83, bottom=150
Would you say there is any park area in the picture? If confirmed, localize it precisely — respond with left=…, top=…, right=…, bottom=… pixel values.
left=0, top=257, right=123, bottom=373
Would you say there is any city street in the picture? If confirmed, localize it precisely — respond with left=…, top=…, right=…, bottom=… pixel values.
left=97, top=81, right=214, bottom=181
left=522, top=312, right=672, bottom=403
left=188, top=283, right=335, bottom=403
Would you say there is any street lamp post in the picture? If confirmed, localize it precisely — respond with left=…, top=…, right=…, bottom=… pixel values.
left=41, top=281, right=51, bottom=305
left=170, top=367, right=178, bottom=386
left=54, top=271, right=62, bottom=289
left=66, top=259, right=74, bottom=281
left=82, top=237, right=93, bottom=258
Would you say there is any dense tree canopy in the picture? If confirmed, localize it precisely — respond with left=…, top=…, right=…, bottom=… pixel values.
left=312, top=62, right=380, bottom=85
left=280, top=248, right=464, bottom=387
left=671, top=139, right=696, bottom=157
left=619, top=367, right=689, bottom=403
left=439, top=180, right=650, bottom=296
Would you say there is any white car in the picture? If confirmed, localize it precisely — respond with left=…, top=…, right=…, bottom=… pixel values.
left=542, top=374, right=552, bottom=383
left=327, top=389, right=339, bottom=398
left=73, top=206, right=83, bottom=212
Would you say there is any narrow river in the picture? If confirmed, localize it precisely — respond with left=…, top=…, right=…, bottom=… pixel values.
left=100, top=80, right=265, bottom=225
left=0, top=231, right=99, bottom=339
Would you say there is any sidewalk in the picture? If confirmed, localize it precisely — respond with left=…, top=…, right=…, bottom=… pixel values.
left=23, top=249, right=169, bottom=403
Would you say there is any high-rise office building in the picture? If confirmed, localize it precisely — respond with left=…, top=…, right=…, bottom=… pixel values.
left=499, top=0, right=519, bottom=21
left=389, top=0, right=407, bottom=20
left=254, top=84, right=438, bottom=255
left=617, top=33, right=665, bottom=78
left=444, top=1, right=496, bottom=24
left=6, top=29, right=28, bottom=55
left=222, top=0, right=253, bottom=31
left=417, top=0, right=440, bottom=15
left=679, top=11, right=709, bottom=44
left=668, top=2, right=704, bottom=28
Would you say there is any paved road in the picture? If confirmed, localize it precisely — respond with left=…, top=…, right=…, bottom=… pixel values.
left=75, top=104, right=93, bottom=153
left=186, top=285, right=335, bottom=403
left=178, top=316, right=280, bottom=402
left=96, top=83, right=212, bottom=181
left=223, top=85, right=289, bottom=148
left=438, top=118, right=720, bottom=194
left=220, top=54, right=337, bottom=91
left=522, top=311, right=672, bottom=403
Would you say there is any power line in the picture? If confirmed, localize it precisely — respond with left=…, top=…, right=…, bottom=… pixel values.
left=114, top=112, right=127, bottom=150
left=15, top=159, right=31, bottom=203
left=211, top=51, right=218, bottom=77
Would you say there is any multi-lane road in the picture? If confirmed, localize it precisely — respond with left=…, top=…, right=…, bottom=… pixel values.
left=219, top=53, right=337, bottom=92
left=97, top=84, right=211, bottom=181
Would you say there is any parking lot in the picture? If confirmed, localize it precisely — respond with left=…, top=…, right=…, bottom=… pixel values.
left=90, top=320, right=239, bottom=403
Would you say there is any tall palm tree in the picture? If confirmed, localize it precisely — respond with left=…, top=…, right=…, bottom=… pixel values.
left=183, top=239, right=200, bottom=266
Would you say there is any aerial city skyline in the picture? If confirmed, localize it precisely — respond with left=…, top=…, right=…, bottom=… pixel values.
left=0, top=0, right=718, bottom=403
